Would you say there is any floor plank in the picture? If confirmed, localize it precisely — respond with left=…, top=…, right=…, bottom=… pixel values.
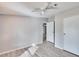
left=0, top=41, right=78, bottom=57
left=33, top=41, right=78, bottom=57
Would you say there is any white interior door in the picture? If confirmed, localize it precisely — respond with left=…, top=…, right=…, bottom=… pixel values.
left=47, top=22, right=54, bottom=43
left=64, top=15, right=79, bottom=55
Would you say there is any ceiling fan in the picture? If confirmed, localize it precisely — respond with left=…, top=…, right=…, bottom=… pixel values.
left=32, top=2, right=58, bottom=15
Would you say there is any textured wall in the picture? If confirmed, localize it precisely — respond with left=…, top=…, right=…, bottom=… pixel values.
left=0, top=15, right=45, bottom=53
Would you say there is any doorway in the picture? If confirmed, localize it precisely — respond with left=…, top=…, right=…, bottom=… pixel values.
left=43, top=23, right=47, bottom=42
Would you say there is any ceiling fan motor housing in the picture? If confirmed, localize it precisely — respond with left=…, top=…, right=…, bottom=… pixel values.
left=54, top=4, right=58, bottom=6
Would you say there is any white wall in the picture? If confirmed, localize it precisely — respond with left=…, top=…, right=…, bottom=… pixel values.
left=55, top=7, right=79, bottom=49
left=55, top=16, right=64, bottom=49
left=0, top=15, right=46, bottom=53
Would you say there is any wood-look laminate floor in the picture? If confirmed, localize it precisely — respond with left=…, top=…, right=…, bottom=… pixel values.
left=0, top=41, right=78, bottom=57
left=33, top=41, right=78, bottom=57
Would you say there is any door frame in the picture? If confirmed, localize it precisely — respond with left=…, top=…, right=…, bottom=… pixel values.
left=43, top=23, right=47, bottom=42
left=53, top=21, right=55, bottom=46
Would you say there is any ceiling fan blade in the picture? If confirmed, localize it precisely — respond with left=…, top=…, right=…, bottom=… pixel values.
left=32, top=8, right=43, bottom=12
left=47, top=6, right=58, bottom=9
left=47, top=2, right=52, bottom=6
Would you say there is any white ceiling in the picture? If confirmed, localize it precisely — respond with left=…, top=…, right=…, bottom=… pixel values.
left=0, top=2, right=79, bottom=18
